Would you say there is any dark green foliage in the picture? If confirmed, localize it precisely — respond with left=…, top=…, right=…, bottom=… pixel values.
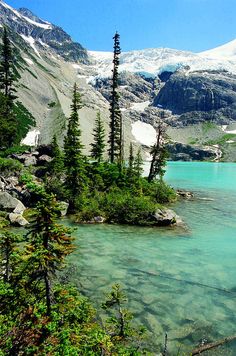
left=24, top=189, right=74, bottom=316
left=0, top=27, right=17, bottom=101
left=109, top=32, right=123, bottom=164
left=12, top=101, right=36, bottom=141
left=45, top=136, right=65, bottom=201
left=90, top=111, right=106, bottom=162
left=49, top=135, right=64, bottom=175
left=148, top=123, right=168, bottom=182
left=102, top=284, right=147, bottom=354
left=0, top=231, right=22, bottom=283
left=0, top=92, right=18, bottom=148
left=0, top=157, right=23, bottom=174
left=0, top=27, right=35, bottom=148
left=133, top=148, right=144, bottom=179
left=64, top=83, right=87, bottom=212
left=101, top=190, right=158, bottom=225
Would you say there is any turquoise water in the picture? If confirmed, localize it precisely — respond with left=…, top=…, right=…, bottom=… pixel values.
left=66, top=162, right=236, bottom=354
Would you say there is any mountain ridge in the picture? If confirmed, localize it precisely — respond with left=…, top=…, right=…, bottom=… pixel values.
left=1, top=0, right=236, bottom=161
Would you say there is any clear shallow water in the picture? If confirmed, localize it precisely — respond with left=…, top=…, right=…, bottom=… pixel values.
left=66, top=162, right=236, bottom=354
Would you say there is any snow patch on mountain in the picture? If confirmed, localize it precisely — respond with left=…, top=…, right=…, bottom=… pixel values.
left=20, top=34, right=41, bottom=57
left=130, top=101, right=150, bottom=111
left=89, top=41, right=236, bottom=80
left=23, top=57, right=34, bottom=65
left=131, top=121, right=156, bottom=146
left=1, top=0, right=52, bottom=29
left=21, top=129, right=40, bottom=146
left=200, top=39, right=236, bottom=59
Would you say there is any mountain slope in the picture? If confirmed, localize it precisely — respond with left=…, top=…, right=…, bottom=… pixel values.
left=1, top=0, right=236, bottom=161
left=0, top=0, right=88, bottom=63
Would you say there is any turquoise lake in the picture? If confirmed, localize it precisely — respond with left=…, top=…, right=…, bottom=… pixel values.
left=66, top=162, right=236, bottom=354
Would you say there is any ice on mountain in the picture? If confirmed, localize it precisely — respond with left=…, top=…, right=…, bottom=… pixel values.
left=131, top=121, right=156, bottom=146
left=20, top=34, right=41, bottom=57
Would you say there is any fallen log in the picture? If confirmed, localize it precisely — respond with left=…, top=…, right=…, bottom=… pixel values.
left=191, top=334, right=236, bottom=355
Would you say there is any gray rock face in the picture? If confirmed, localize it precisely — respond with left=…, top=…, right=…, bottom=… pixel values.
left=93, top=72, right=155, bottom=107
left=0, top=192, right=26, bottom=213
left=167, top=142, right=218, bottom=161
left=0, top=2, right=88, bottom=63
left=154, top=70, right=236, bottom=114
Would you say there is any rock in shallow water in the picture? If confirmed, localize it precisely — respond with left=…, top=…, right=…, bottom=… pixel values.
left=153, top=208, right=182, bottom=226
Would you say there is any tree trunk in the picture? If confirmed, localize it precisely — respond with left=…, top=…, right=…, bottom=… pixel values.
left=44, top=271, right=53, bottom=316
left=191, top=334, right=236, bottom=355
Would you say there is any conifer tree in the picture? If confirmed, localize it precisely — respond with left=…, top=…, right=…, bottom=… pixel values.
left=0, top=27, right=17, bottom=102
left=25, top=189, right=74, bottom=316
left=133, top=147, right=143, bottom=178
left=0, top=27, right=18, bottom=147
left=64, top=83, right=87, bottom=211
left=108, top=32, right=123, bottom=164
left=127, top=142, right=135, bottom=180
left=0, top=232, right=22, bottom=283
left=49, top=134, right=64, bottom=175
left=148, top=122, right=168, bottom=182
left=90, top=111, right=106, bottom=162
left=128, top=142, right=134, bottom=171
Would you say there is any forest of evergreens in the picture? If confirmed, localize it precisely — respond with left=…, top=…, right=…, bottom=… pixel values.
left=0, top=28, right=176, bottom=355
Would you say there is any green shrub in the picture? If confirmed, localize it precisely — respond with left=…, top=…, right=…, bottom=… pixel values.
left=76, top=195, right=103, bottom=222
left=0, top=157, right=23, bottom=174
left=0, top=145, right=30, bottom=158
left=101, top=190, right=158, bottom=225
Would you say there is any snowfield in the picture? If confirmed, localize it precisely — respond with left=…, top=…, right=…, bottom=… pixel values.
left=88, top=39, right=236, bottom=80
left=131, top=121, right=157, bottom=146
left=21, top=129, right=40, bottom=146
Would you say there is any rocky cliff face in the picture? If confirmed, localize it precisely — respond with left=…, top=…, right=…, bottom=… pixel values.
left=0, top=0, right=88, bottom=63
left=154, top=70, right=236, bottom=123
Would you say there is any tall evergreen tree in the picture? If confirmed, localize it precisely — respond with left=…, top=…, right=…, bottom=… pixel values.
left=90, top=111, right=106, bottom=162
left=64, top=83, right=87, bottom=211
left=25, top=190, right=74, bottom=316
left=148, top=122, right=168, bottom=182
left=0, top=27, right=18, bottom=147
left=49, top=134, right=64, bottom=175
left=108, top=32, right=123, bottom=164
left=133, top=147, right=143, bottom=178
left=0, top=232, right=22, bottom=283
left=127, top=142, right=135, bottom=180
left=0, top=27, right=17, bottom=102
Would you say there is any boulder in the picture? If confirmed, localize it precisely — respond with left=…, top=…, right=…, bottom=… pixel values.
left=9, top=213, right=29, bottom=226
left=0, top=192, right=26, bottom=213
left=58, top=201, right=69, bottom=216
left=93, top=216, right=106, bottom=223
left=153, top=208, right=181, bottom=226
left=177, top=190, right=194, bottom=199
left=37, top=155, right=53, bottom=166
left=11, top=153, right=37, bottom=166
left=24, top=156, right=37, bottom=167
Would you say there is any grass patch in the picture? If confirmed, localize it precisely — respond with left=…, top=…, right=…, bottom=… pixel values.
left=206, top=134, right=236, bottom=146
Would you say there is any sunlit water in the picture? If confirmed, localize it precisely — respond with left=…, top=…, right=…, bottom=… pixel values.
left=65, top=162, right=236, bottom=354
